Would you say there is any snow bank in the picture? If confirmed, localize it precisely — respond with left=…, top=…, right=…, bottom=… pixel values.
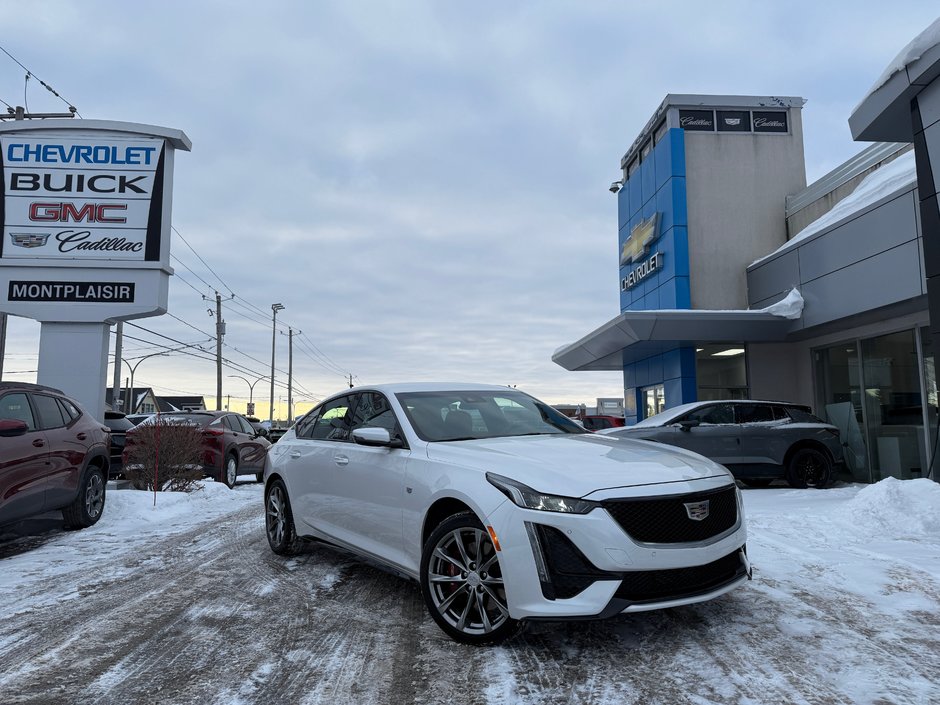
left=833, top=477, right=940, bottom=536
left=103, top=480, right=256, bottom=529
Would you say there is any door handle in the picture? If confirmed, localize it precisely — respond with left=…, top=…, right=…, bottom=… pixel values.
left=77, top=432, right=87, bottom=441
left=289, top=451, right=301, bottom=458
left=33, top=438, right=45, bottom=448
left=334, top=454, right=349, bottom=466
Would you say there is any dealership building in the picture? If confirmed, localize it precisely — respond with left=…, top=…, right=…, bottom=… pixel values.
left=554, top=33, right=940, bottom=486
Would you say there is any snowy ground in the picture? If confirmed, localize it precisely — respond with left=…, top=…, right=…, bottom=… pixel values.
left=1, top=477, right=939, bottom=705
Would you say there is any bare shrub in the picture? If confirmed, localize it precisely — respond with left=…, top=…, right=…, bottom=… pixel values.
left=124, top=419, right=204, bottom=492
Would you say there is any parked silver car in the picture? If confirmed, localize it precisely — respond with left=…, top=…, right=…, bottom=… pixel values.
left=601, top=400, right=843, bottom=488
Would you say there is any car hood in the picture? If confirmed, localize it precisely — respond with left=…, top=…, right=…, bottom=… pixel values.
left=425, top=433, right=731, bottom=497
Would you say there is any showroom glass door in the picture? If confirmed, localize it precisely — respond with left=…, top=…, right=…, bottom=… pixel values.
left=641, top=384, right=665, bottom=420
left=860, top=330, right=927, bottom=481
left=815, top=342, right=868, bottom=482
left=920, top=327, right=939, bottom=478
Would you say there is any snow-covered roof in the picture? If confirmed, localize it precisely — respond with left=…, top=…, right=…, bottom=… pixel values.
left=858, top=16, right=940, bottom=110
left=750, top=151, right=916, bottom=268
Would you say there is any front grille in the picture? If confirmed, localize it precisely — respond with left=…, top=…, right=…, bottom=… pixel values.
left=534, top=524, right=613, bottom=599
left=602, top=485, right=738, bottom=544
left=614, top=550, right=745, bottom=603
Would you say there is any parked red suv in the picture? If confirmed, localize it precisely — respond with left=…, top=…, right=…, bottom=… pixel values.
left=0, top=382, right=110, bottom=530
left=123, top=411, right=271, bottom=487
left=580, top=415, right=626, bottom=431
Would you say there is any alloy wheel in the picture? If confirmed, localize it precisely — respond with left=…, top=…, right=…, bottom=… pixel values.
left=426, top=526, right=510, bottom=637
left=267, top=485, right=287, bottom=547
left=85, top=472, right=105, bottom=519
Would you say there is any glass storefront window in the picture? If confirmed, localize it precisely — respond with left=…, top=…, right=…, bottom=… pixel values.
left=921, top=327, right=939, bottom=479
left=815, top=343, right=867, bottom=481
left=641, top=384, right=665, bottom=420
left=696, top=345, right=748, bottom=401
left=861, top=330, right=926, bottom=481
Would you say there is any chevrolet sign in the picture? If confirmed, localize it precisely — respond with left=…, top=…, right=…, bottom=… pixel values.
left=620, top=213, right=659, bottom=266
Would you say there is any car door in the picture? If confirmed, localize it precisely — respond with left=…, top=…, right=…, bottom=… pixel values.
left=280, top=395, right=355, bottom=538
left=668, top=403, right=742, bottom=465
left=0, top=392, right=49, bottom=524
left=224, top=414, right=266, bottom=472
left=735, top=403, right=787, bottom=467
left=32, top=392, right=85, bottom=509
left=325, top=392, right=408, bottom=566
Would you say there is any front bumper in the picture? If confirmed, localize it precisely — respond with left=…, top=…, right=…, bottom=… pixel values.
left=486, top=480, right=751, bottom=621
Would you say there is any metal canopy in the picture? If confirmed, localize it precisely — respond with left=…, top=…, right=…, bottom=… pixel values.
left=552, top=309, right=800, bottom=372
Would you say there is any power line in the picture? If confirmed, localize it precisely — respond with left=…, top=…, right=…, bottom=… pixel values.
left=172, top=226, right=233, bottom=296
left=0, top=43, right=81, bottom=116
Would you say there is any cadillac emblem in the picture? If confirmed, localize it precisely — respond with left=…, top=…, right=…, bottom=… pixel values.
left=10, top=232, right=51, bottom=248
left=684, top=500, right=710, bottom=521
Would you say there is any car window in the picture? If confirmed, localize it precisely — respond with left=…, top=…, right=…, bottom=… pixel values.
left=682, top=404, right=734, bottom=425
left=235, top=415, right=255, bottom=434
left=734, top=404, right=775, bottom=424
left=785, top=406, right=825, bottom=423
left=770, top=405, right=792, bottom=422
left=222, top=415, right=239, bottom=432
left=59, top=398, right=81, bottom=422
left=349, top=392, right=400, bottom=436
left=307, top=395, right=354, bottom=441
left=0, top=393, right=36, bottom=430
left=33, top=394, right=67, bottom=429
left=295, top=409, right=320, bottom=439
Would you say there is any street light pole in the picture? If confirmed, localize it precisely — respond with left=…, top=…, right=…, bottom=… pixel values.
left=269, top=303, right=284, bottom=424
left=228, top=374, right=267, bottom=415
left=122, top=351, right=169, bottom=414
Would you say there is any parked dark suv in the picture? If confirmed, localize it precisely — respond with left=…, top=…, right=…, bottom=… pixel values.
left=123, top=411, right=271, bottom=487
left=0, top=382, right=110, bottom=529
left=601, top=400, right=843, bottom=488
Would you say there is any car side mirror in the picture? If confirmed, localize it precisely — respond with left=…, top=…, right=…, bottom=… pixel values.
left=0, top=418, right=29, bottom=437
left=352, top=427, right=403, bottom=448
left=678, top=420, right=700, bottom=432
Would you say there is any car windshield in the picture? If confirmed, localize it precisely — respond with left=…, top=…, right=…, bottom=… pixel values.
left=396, top=390, right=586, bottom=442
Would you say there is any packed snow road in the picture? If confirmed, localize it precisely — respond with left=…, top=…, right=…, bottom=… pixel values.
left=1, top=479, right=939, bottom=705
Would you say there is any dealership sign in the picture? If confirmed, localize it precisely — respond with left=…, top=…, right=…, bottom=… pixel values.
left=621, top=252, right=663, bottom=291
left=1, top=136, right=164, bottom=262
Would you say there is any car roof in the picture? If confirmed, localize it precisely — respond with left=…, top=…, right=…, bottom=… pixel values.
left=0, top=381, right=66, bottom=395
left=317, top=382, right=522, bottom=402
left=632, top=399, right=811, bottom=428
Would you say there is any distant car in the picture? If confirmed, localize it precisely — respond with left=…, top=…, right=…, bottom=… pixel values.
left=245, top=416, right=270, bottom=439
left=0, top=382, right=109, bottom=530
left=124, top=411, right=272, bottom=487
left=103, top=410, right=135, bottom=478
left=581, top=415, right=626, bottom=431
left=601, top=400, right=843, bottom=488
left=264, top=383, right=750, bottom=644
left=125, top=413, right=154, bottom=426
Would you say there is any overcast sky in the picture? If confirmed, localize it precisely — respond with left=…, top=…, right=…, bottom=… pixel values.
left=1, top=2, right=938, bottom=417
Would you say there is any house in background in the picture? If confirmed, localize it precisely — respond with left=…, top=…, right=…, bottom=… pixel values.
left=105, top=389, right=207, bottom=415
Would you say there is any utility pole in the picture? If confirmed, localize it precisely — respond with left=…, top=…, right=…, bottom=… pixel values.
left=269, top=303, right=284, bottom=424
left=348, top=374, right=354, bottom=388
left=215, top=292, right=225, bottom=410
left=111, top=322, right=123, bottom=410
left=286, top=327, right=299, bottom=424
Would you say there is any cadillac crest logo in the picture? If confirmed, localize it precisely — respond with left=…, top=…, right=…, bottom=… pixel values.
left=684, top=500, right=710, bottom=521
left=620, top=214, right=659, bottom=266
left=10, top=232, right=51, bottom=249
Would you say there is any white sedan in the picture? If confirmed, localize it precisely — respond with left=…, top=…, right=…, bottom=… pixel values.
left=263, top=383, right=751, bottom=644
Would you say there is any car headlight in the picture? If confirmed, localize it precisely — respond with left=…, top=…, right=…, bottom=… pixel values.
left=486, top=472, right=599, bottom=514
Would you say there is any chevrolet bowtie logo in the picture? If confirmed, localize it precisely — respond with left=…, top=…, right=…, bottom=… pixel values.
left=620, top=214, right=659, bottom=266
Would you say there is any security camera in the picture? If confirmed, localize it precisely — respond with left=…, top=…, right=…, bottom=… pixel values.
left=609, top=180, right=623, bottom=194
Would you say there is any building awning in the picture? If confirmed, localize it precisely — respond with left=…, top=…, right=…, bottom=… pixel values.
left=553, top=307, right=800, bottom=372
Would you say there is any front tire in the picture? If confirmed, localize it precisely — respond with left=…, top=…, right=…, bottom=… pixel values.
left=265, top=479, right=299, bottom=555
left=223, top=454, right=238, bottom=488
left=62, top=465, right=106, bottom=529
left=786, top=448, right=831, bottom=489
left=420, top=512, right=519, bottom=645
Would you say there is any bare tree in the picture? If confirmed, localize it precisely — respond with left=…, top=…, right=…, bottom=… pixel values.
left=124, top=419, right=204, bottom=492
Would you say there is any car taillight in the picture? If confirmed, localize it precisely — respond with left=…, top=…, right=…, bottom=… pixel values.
left=202, top=427, right=224, bottom=436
